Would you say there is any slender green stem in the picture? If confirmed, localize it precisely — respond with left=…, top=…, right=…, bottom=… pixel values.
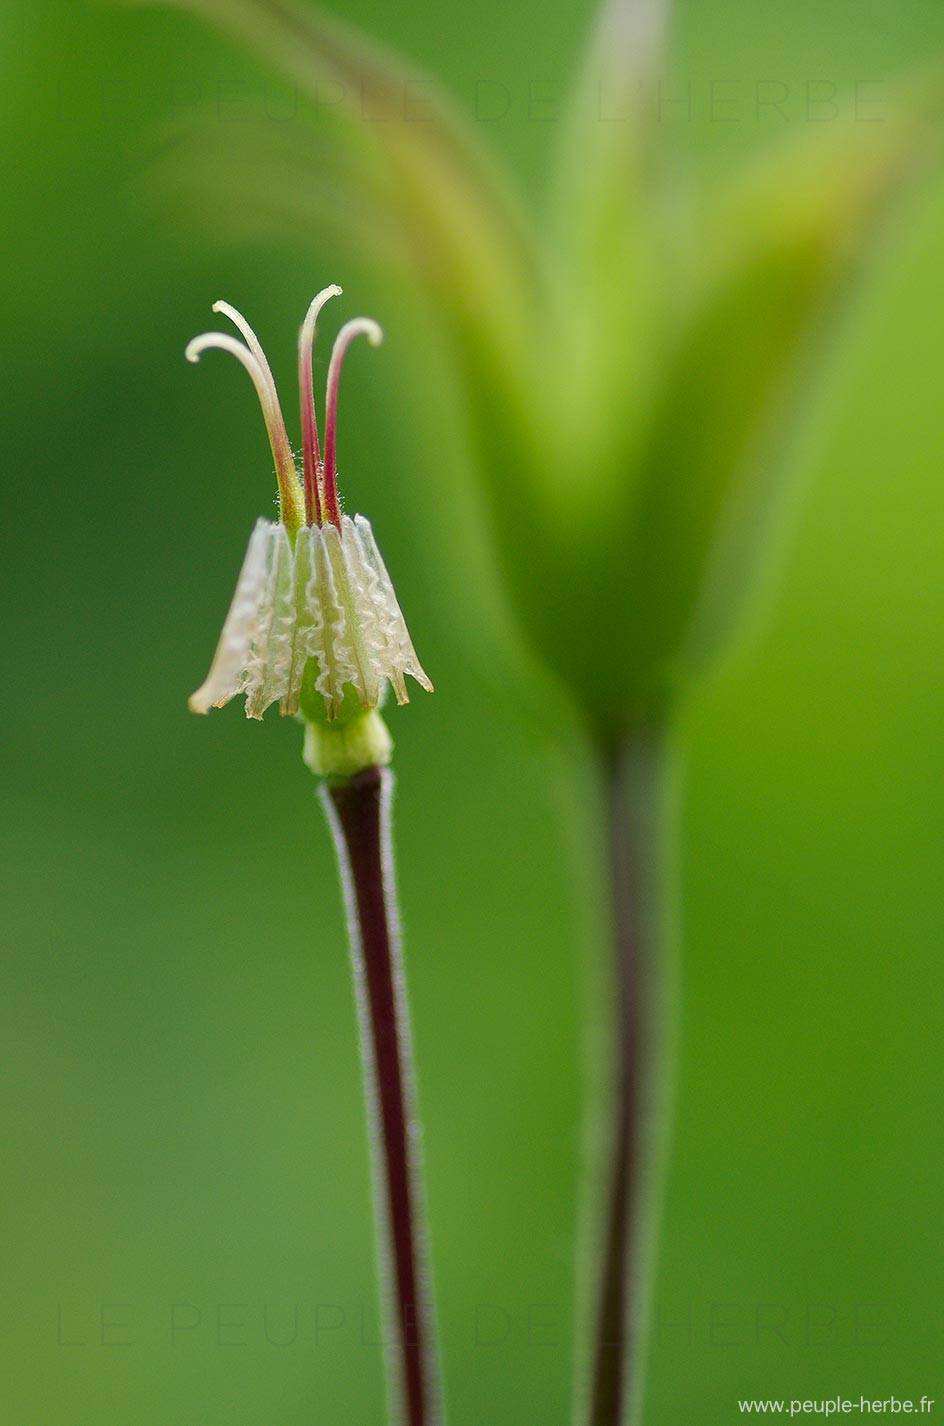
left=321, top=765, right=440, bottom=1426
left=587, top=727, right=668, bottom=1426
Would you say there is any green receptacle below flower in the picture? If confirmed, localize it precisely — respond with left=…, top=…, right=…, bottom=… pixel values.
left=302, top=704, right=393, bottom=780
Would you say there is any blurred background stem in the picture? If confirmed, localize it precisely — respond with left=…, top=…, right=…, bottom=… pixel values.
left=588, top=726, right=673, bottom=1426
left=322, top=766, right=440, bottom=1426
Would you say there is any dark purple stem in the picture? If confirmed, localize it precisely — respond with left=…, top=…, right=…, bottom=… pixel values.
left=588, top=729, right=664, bottom=1426
left=322, top=766, right=438, bottom=1426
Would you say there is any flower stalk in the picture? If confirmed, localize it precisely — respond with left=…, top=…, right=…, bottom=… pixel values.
left=322, top=765, right=440, bottom=1426
left=185, top=291, right=437, bottom=1423
left=587, top=726, right=669, bottom=1426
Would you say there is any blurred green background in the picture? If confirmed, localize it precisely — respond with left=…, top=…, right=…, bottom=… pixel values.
left=3, top=1, right=944, bottom=1422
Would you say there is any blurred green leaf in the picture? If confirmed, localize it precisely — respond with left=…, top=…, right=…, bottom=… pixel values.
left=487, top=75, right=944, bottom=735
left=550, top=0, right=673, bottom=469
left=619, top=71, right=944, bottom=712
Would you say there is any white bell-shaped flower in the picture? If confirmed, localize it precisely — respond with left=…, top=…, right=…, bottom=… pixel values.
left=186, top=289, right=432, bottom=722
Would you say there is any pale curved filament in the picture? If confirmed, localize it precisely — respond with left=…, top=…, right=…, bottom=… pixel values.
left=297, top=284, right=343, bottom=526
left=208, top=303, right=296, bottom=487
left=212, top=301, right=280, bottom=413
left=185, top=330, right=301, bottom=528
left=322, top=317, right=384, bottom=528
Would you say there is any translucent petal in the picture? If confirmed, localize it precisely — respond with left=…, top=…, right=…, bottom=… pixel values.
left=304, top=523, right=359, bottom=720
left=353, top=516, right=434, bottom=697
left=188, top=519, right=276, bottom=714
left=190, top=516, right=432, bottom=721
left=244, top=523, right=294, bottom=720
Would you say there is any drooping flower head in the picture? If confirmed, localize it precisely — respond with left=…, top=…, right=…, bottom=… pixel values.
left=186, top=287, right=432, bottom=726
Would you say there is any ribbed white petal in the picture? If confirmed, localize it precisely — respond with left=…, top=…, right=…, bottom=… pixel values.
left=304, top=521, right=360, bottom=719
left=245, top=523, right=295, bottom=720
left=188, top=519, right=278, bottom=715
left=190, top=516, right=432, bottom=720
left=351, top=516, right=434, bottom=702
